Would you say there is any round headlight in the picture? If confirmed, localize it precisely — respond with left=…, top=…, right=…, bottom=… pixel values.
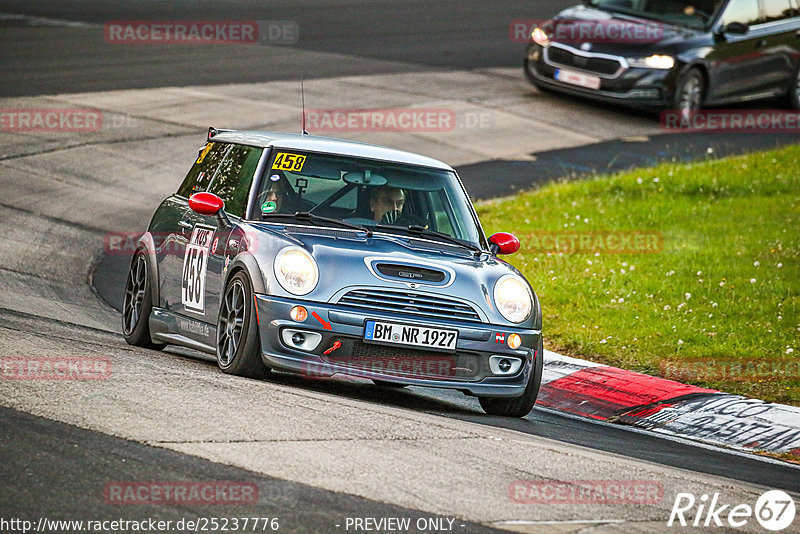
left=494, top=275, right=533, bottom=324
left=274, top=247, right=319, bottom=295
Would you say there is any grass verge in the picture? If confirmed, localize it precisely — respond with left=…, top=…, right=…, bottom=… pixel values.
left=477, top=144, right=799, bottom=404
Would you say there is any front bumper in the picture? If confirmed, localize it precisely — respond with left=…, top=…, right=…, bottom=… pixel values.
left=254, top=293, right=541, bottom=397
left=525, top=43, right=677, bottom=109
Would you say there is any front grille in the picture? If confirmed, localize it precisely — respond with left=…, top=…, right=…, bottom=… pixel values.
left=323, top=341, right=482, bottom=381
left=547, top=46, right=623, bottom=76
left=337, top=289, right=481, bottom=322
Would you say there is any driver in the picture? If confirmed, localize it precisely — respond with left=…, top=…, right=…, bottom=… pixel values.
left=369, top=186, right=405, bottom=224
left=259, top=172, right=296, bottom=215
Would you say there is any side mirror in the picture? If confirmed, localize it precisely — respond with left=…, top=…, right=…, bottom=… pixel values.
left=188, top=192, right=231, bottom=228
left=488, top=232, right=521, bottom=255
left=723, top=22, right=749, bottom=35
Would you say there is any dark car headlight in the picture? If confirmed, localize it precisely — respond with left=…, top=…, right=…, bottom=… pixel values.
left=627, top=54, right=675, bottom=70
left=274, top=247, right=319, bottom=295
left=532, top=27, right=550, bottom=47
left=494, top=275, right=533, bottom=324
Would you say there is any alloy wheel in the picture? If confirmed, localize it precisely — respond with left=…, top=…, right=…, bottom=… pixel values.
left=122, top=254, right=146, bottom=335
left=217, top=279, right=246, bottom=367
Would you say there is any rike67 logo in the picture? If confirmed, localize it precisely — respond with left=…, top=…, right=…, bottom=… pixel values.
left=668, top=490, right=796, bottom=531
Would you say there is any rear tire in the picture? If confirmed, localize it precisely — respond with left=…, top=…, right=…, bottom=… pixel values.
left=479, top=337, right=543, bottom=417
left=216, top=271, right=270, bottom=379
left=122, top=250, right=166, bottom=350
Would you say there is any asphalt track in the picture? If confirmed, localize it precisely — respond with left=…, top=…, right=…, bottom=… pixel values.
left=2, top=2, right=800, bottom=533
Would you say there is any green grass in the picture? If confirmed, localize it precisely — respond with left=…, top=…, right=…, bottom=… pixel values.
left=476, top=144, right=800, bottom=404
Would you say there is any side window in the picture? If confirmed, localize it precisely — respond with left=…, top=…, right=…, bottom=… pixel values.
left=720, top=0, right=761, bottom=25
left=760, top=0, right=795, bottom=21
left=206, top=145, right=263, bottom=218
left=176, top=142, right=229, bottom=198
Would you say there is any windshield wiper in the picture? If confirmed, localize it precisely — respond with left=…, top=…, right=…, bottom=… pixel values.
left=376, top=224, right=484, bottom=255
left=262, top=212, right=373, bottom=237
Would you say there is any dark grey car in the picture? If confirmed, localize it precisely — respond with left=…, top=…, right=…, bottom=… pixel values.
left=123, top=129, right=543, bottom=417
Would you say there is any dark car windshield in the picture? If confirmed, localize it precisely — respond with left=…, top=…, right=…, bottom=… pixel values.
left=252, top=149, right=485, bottom=248
left=590, top=0, right=724, bottom=29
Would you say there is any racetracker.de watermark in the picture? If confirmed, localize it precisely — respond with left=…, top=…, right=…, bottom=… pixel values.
left=301, top=355, right=459, bottom=380
left=303, top=108, right=475, bottom=133
left=104, top=20, right=299, bottom=44
left=661, top=110, right=800, bottom=133
left=509, top=480, right=663, bottom=504
left=524, top=231, right=663, bottom=255
left=0, top=108, right=102, bottom=132
left=104, top=482, right=259, bottom=505
left=1, top=357, right=111, bottom=380
left=660, top=359, right=800, bottom=382
left=509, top=19, right=664, bottom=43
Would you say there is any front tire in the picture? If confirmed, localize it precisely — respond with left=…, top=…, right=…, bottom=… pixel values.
left=216, top=271, right=270, bottom=379
left=673, top=67, right=705, bottom=120
left=122, top=250, right=165, bottom=350
left=479, top=337, right=543, bottom=417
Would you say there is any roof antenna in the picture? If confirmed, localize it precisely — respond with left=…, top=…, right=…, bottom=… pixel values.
left=300, top=77, right=309, bottom=135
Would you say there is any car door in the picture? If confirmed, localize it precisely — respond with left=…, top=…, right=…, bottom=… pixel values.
left=756, top=0, right=800, bottom=93
left=155, top=141, right=229, bottom=318
left=193, top=143, right=265, bottom=329
left=707, top=0, right=774, bottom=101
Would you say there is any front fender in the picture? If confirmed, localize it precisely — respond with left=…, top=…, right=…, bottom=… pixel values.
left=225, top=252, right=267, bottom=294
left=135, top=232, right=160, bottom=306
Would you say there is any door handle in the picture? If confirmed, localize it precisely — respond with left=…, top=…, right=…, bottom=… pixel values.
left=756, top=39, right=768, bottom=48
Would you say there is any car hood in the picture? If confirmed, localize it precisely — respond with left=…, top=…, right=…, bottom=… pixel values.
left=546, top=6, right=701, bottom=54
left=243, top=223, right=537, bottom=327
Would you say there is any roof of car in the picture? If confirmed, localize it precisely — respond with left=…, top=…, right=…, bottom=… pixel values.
left=209, top=130, right=454, bottom=171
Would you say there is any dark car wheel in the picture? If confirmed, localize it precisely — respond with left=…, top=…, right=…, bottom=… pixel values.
left=673, top=67, right=705, bottom=120
left=216, top=271, right=270, bottom=379
left=122, top=250, right=166, bottom=350
left=785, top=66, right=800, bottom=110
left=479, top=337, right=544, bottom=417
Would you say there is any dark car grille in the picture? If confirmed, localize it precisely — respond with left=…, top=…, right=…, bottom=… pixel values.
left=547, top=46, right=622, bottom=76
left=323, top=341, right=482, bottom=381
left=337, top=289, right=481, bottom=322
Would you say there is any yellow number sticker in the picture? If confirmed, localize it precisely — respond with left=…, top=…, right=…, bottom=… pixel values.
left=272, top=152, right=306, bottom=172
left=196, top=143, right=213, bottom=164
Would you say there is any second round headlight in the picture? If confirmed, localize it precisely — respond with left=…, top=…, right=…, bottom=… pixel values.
left=274, top=247, right=319, bottom=295
left=494, top=275, right=533, bottom=323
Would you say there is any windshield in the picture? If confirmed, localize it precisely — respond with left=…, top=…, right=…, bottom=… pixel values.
left=590, top=0, right=724, bottom=28
left=252, top=149, right=485, bottom=248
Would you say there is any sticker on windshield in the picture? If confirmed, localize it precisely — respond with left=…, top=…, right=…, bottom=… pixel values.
left=261, top=201, right=277, bottom=213
left=272, top=153, right=306, bottom=172
left=196, top=143, right=213, bottom=164
left=182, top=225, right=215, bottom=313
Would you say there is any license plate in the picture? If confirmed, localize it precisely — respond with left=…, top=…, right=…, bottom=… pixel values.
left=555, top=68, right=601, bottom=90
left=364, top=320, right=458, bottom=352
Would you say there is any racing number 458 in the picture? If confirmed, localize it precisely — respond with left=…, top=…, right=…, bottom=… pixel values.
left=182, top=226, right=214, bottom=313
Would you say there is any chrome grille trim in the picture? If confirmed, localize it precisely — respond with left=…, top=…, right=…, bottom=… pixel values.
left=337, top=289, right=481, bottom=322
left=544, top=43, right=628, bottom=79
